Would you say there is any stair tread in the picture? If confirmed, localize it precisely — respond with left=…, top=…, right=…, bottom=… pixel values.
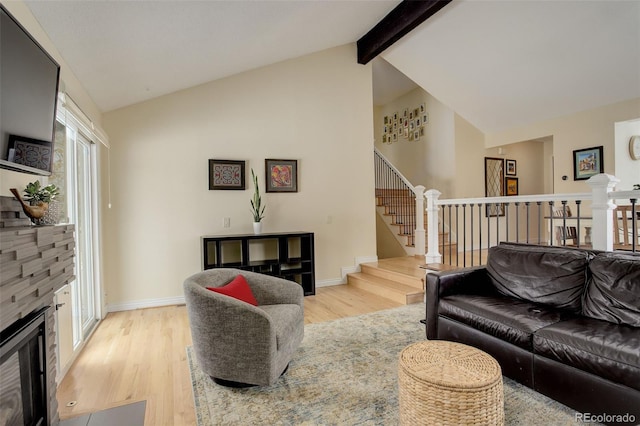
left=360, top=261, right=425, bottom=282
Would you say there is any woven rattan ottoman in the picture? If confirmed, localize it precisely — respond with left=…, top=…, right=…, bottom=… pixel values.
left=398, top=340, right=504, bottom=425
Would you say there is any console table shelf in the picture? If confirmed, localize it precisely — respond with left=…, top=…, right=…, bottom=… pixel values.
left=201, top=232, right=315, bottom=295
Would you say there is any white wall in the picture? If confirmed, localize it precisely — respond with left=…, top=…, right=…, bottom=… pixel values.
left=614, top=119, right=640, bottom=190
left=102, top=44, right=377, bottom=308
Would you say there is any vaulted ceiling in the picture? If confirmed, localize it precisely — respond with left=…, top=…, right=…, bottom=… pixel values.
left=24, top=0, right=640, bottom=134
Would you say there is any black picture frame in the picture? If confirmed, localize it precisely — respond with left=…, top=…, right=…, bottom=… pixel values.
left=505, top=159, right=517, bottom=176
left=484, top=157, right=505, bottom=216
left=573, top=146, right=604, bottom=181
left=265, top=159, right=298, bottom=193
left=505, top=177, right=519, bottom=196
left=208, top=159, right=245, bottom=190
left=7, top=134, right=53, bottom=172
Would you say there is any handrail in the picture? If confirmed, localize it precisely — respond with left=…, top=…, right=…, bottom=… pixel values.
left=374, top=148, right=425, bottom=256
left=425, top=174, right=640, bottom=264
left=436, top=192, right=591, bottom=206
left=374, top=148, right=416, bottom=193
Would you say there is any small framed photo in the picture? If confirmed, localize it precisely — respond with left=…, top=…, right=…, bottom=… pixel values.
left=7, top=134, right=53, bottom=172
left=382, top=134, right=387, bottom=144
left=209, top=159, right=245, bottom=190
left=423, top=113, right=429, bottom=124
left=420, top=103, right=426, bottom=113
left=505, top=177, right=519, bottom=196
left=505, top=159, right=517, bottom=176
left=266, top=159, right=298, bottom=192
left=573, top=146, right=604, bottom=180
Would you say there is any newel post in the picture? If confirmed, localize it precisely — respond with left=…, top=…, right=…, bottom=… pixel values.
left=413, top=185, right=426, bottom=257
left=587, top=174, right=619, bottom=251
left=425, top=189, right=442, bottom=264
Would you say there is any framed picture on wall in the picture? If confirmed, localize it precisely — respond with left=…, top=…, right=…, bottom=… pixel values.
left=505, top=177, right=519, bottom=196
left=505, top=159, right=517, bottom=176
left=209, top=159, right=245, bottom=190
left=485, top=157, right=505, bottom=216
left=573, top=146, right=603, bottom=180
left=265, top=159, right=298, bottom=192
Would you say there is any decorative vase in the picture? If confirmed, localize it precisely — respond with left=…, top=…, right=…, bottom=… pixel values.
left=35, top=200, right=60, bottom=225
left=253, top=221, right=263, bottom=235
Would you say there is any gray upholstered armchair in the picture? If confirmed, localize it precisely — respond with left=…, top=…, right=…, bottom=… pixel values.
left=184, top=268, right=304, bottom=387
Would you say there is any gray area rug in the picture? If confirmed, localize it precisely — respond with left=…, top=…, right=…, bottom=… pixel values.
left=188, top=303, right=591, bottom=425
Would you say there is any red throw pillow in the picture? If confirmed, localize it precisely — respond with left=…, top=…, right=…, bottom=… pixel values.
left=206, top=275, right=258, bottom=306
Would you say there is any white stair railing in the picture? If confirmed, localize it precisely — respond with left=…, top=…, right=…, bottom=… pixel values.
left=426, top=174, right=639, bottom=266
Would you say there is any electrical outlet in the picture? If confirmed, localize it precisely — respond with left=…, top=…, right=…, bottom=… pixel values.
left=223, top=217, right=231, bottom=228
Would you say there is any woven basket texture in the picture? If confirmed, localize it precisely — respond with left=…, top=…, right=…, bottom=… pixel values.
left=399, top=340, right=505, bottom=425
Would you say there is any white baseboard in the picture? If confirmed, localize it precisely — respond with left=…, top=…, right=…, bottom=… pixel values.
left=108, top=256, right=379, bottom=310
left=107, top=295, right=186, bottom=313
left=316, top=278, right=344, bottom=287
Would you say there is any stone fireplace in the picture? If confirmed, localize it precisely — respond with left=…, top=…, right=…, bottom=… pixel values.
left=0, top=196, right=75, bottom=425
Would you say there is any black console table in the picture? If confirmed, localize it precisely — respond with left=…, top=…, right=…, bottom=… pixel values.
left=201, top=232, right=315, bottom=296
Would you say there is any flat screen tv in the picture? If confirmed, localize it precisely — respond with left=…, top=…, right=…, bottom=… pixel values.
left=1, top=4, right=60, bottom=175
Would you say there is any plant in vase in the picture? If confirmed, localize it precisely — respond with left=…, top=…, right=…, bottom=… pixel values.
left=250, top=169, right=265, bottom=234
left=10, top=181, right=61, bottom=225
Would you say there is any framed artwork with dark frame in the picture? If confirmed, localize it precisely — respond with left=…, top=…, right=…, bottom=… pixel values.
left=485, top=157, right=505, bottom=216
left=573, top=146, right=604, bottom=180
left=208, top=159, right=245, bottom=190
left=265, top=159, right=298, bottom=193
left=7, top=134, right=53, bottom=172
left=505, top=159, right=517, bottom=176
left=505, top=177, right=519, bottom=196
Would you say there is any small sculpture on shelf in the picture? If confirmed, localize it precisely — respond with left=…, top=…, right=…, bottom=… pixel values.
left=10, top=181, right=60, bottom=225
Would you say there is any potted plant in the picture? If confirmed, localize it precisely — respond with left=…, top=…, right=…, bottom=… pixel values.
left=250, top=169, right=265, bottom=234
left=22, top=181, right=60, bottom=225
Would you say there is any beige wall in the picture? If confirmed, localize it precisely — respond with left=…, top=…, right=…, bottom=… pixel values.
left=373, top=88, right=456, bottom=196
left=102, top=44, right=377, bottom=307
left=0, top=1, right=103, bottom=195
left=486, top=98, right=640, bottom=194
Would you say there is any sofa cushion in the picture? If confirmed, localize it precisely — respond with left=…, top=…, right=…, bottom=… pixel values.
left=439, top=294, right=574, bottom=350
left=533, top=317, right=640, bottom=391
left=583, top=252, right=640, bottom=327
left=207, top=274, right=258, bottom=306
left=486, top=244, right=590, bottom=313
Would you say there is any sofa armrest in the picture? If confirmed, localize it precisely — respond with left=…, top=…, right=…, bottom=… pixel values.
left=425, top=266, right=492, bottom=339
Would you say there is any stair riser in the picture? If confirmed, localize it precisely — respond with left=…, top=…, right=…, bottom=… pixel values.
left=347, top=275, right=418, bottom=305
left=360, top=264, right=423, bottom=289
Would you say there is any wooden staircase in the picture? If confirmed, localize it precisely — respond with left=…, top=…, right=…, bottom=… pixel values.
left=347, top=257, right=426, bottom=305
left=375, top=188, right=457, bottom=254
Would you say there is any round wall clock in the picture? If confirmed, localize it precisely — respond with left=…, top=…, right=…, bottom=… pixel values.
left=630, top=135, right=640, bottom=160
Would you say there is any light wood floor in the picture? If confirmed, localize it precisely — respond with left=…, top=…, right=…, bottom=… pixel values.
left=56, top=284, right=402, bottom=425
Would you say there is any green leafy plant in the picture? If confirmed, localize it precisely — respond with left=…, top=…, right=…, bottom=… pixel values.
left=23, top=181, right=59, bottom=204
left=250, top=169, right=265, bottom=222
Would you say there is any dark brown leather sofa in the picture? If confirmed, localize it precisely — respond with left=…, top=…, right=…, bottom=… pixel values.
left=426, top=243, right=640, bottom=425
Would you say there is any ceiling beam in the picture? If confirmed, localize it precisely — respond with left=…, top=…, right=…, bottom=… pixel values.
left=357, top=0, right=452, bottom=65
